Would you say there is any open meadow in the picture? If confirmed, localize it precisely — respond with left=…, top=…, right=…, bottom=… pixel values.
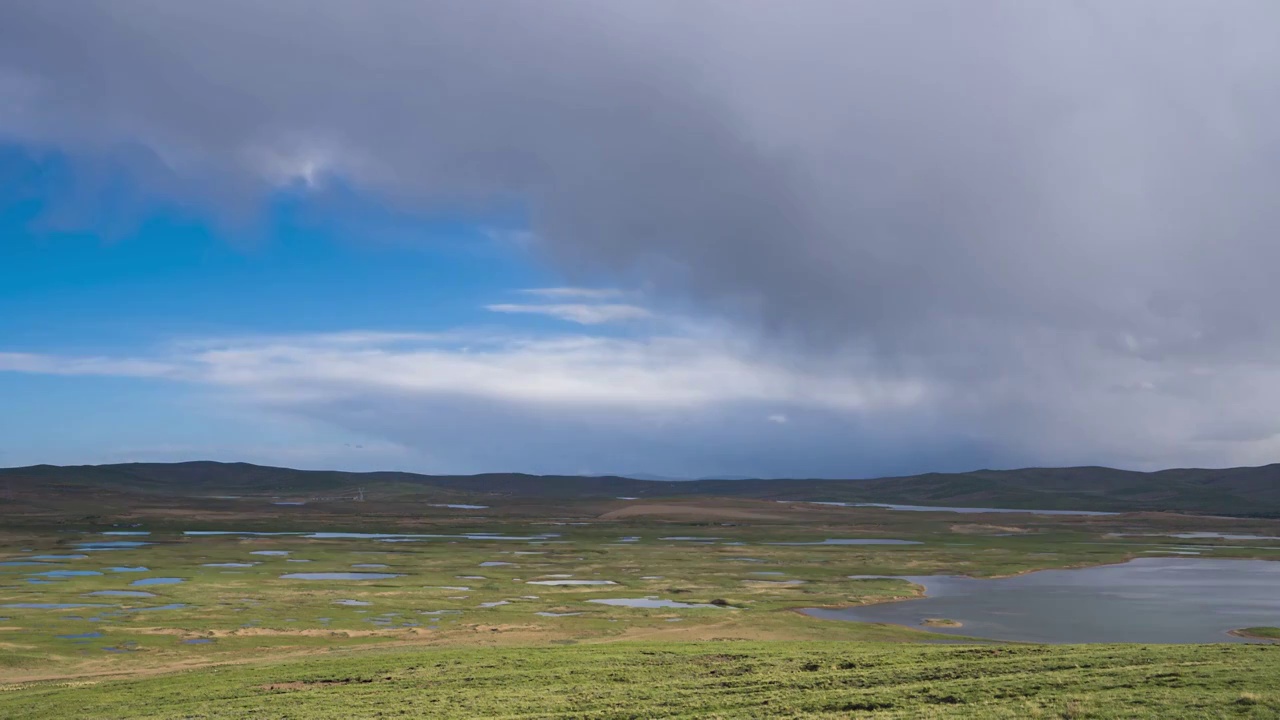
left=3, top=472, right=1280, bottom=717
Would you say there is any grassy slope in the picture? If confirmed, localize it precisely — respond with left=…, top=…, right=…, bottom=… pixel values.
left=4, top=642, right=1280, bottom=719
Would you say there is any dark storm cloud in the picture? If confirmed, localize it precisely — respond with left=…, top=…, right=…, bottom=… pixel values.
left=4, top=1, right=1280, bottom=471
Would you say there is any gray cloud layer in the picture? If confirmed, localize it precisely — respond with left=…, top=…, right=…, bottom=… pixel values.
left=4, top=1, right=1280, bottom=472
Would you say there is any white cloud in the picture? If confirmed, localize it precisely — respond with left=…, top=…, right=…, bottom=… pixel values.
left=767, top=413, right=789, bottom=424
left=485, top=303, right=652, bottom=325
left=0, top=352, right=177, bottom=378
left=519, top=288, right=627, bottom=300
left=0, top=331, right=924, bottom=415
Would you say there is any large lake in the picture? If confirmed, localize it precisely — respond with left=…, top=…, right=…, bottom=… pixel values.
left=803, top=558, right=1280, bottom=643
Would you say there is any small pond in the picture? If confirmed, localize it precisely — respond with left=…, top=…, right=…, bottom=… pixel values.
left=131, top=577, right=185, bottom=586
left=803, top=558, right=1280, bottom=643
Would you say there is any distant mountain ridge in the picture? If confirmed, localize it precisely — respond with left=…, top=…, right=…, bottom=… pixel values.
left=2, top=460, right=1279, bottom=516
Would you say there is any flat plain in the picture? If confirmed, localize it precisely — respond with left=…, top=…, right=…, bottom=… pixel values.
left=3, top=464, right=1280, bottom=718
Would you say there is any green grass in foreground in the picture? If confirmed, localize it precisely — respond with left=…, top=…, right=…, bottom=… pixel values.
left=3, top=641, right=1280, bottom=719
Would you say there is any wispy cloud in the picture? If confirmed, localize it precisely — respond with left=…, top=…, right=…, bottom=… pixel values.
left=0, top=352, right=177, bottom=378
left=485, top=303, right=652, bottom=325
left=519, top=288, right=627, bottom=300
left=0, top=332, right=924, bottom=413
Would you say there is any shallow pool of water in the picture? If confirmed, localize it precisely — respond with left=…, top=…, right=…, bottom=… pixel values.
left=804, top=558, right=1280, bottom=643
left=429, top=504, right=489, bottom=510
left=479, top=561, right=515, bottom=567
left=132, top=603, right=187, bottom=612
left=86, top=590, right=156, bottom=597
left=351, top=563, right=388, bottom=569
left=203, top=563, right=258, bottom=568
left=107, top=566, right=150, bottom=573
left=131, top=577, right=185, bottom=586
left=76, top=541, right=150, bottom=550
left=250, top=550, right=291, bottom=556
left=279, top=572, right=402, bottom=580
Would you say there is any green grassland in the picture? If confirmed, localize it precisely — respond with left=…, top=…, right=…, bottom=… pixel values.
left=4, top=642, right=1279, bottom=719
left=3, top=477, right=1280, bottom=717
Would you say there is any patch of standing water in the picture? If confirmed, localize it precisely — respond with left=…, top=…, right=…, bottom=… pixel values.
left=86, top=590, right=155, bottom=597
left=334, top=599, right=372, bottom=606
left=203, top=563, right=258, bottom=568
left=132, top=604, right=187, bottom=612
left=28, top=570, right=102, bottom=577
left=478, top=600, right=509, bottom=608
left=131, top=578, right=185, bottom=586
left=250, top=550, right=291, bottom=556
left=537, top=611, right=582, bottom=617
left=479, top=561, right=515, bottom=567
left=280, top=572, right=402, bottom=580
left=660, top=537, right=722, bottom=541
left=807, top=558, right=1280, bottom=643
left=102, top=531, right=152, bottom=536
left=108, top=566, right=149, bottom=573
left=183, top=638, right=215, bottom=644
left=57, top=632, right=103, bottom=639
left=587, top=598, right=725, bottom=609
left=429, top=504, right=490, bottom=510
left=0, top=561, right=54, bottom=567
left=351, top=564, right=389, bottom=569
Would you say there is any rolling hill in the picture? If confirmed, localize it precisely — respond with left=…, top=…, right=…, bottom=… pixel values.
left=2, top=460, right=1280, bottom=516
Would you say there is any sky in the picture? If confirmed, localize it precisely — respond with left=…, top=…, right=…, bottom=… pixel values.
left=3, top=1, right=1280, bottom=477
